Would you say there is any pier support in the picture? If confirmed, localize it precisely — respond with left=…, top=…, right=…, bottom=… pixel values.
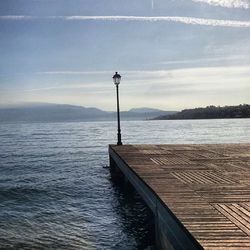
left=110, top=155, right=134, bottom=191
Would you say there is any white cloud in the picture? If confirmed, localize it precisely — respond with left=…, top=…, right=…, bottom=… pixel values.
left=126, top=66, right=250, bottom=85
left=35, top=66, right=250, bottom=87
left=160, top=55, right=250, bottom=66
left=2, top=66, right=249, bottom=110
left=0, top=15, right=33, bottom=20
left=0, top=15, right=250, bottom=28
left=33, top=66, right=250, bottom=91
left=193, top=0, right=250, bottom=9
left=65, top=16, right=250, bottom=28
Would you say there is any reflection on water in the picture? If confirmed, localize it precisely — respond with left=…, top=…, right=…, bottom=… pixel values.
left=110, top=178, right=155, bottom=249
left=0, top=119, right=249, bottom=249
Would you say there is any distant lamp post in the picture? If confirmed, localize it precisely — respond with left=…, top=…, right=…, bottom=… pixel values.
left=113, top=72, right=122, bottom=145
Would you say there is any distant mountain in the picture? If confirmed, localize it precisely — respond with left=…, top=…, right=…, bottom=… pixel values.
left=121, top=108, right=177, bottom=120
left=0, top=104, right=107, bottom=122
left=153, top=104, right=250, bottom=120
left=129, top=107, right=165, bottom=113
left=0, top=103, right=176, bottom=122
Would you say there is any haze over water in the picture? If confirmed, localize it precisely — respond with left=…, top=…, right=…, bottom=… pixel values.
left=0, top=119, right=249, bottom=249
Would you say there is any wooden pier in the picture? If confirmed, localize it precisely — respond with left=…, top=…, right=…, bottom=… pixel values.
left=109, top=144, right=250, bottom=250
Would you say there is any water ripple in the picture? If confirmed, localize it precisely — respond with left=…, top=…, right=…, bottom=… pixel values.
left=0, top=119, right=249, bottom=249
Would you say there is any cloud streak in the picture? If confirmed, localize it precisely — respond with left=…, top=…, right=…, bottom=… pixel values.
left=37, top=71, right=113, bottom=75
left=193, top=0, right=250, bottom=9
left=0, top=15, right=250, bottom=28
left=3, top=67, right=245, bottom=95
left=2, top=66, right=249, bottom=110
left=35, top=66, right=250, bottom=87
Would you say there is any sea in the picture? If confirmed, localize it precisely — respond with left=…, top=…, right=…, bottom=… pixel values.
left=0, top=119, right=249, bottom=249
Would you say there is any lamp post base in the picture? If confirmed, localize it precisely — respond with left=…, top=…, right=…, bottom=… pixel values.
left=117, top=133, right=122, bottom=145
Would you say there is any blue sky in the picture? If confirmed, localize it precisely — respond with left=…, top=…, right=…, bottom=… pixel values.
left=0, top=0, right=249, bottom=110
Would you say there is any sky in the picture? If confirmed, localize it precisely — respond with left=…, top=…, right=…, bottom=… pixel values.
left=0, top=0, right=249, bottom=111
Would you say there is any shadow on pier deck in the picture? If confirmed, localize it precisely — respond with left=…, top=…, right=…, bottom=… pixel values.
left=109, top=144, right=250, bottom=250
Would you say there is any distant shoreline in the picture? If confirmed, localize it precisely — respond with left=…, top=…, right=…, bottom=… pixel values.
left=153, top=104, right=250, bottom=120
left=153, top=117, right=250, bottom=121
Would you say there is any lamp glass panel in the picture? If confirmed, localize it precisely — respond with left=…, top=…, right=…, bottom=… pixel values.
left=113, top=75, right=121, bottom=85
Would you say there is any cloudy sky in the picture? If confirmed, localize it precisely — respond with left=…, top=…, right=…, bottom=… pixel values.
left=0, top=0, right=249, bottom=111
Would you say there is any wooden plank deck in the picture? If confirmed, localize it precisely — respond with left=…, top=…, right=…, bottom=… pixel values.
left=109, top=144, right=250, bottom=249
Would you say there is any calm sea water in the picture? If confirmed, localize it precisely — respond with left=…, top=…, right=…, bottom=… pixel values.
left=0, top=119, right=249, bottom=249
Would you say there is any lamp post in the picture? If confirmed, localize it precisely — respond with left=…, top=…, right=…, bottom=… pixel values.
left=113, top=72, right=122, bottom=145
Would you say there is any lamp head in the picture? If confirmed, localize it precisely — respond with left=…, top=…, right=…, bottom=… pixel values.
left=113, top=72, right=121, bottom=85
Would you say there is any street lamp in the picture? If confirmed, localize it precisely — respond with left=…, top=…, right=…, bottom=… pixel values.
left=113, top=72, right=122, bottom=145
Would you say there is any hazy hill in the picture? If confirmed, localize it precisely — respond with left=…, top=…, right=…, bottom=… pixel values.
left=0, top=104, right=107, bottom=122
left=129, top=107, right=165, bottom=113
left=120, top=108, right=176, bottom=120
left=0, top=103, right=176, bottom=122
left=154, top=104, right=250, bottom=120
